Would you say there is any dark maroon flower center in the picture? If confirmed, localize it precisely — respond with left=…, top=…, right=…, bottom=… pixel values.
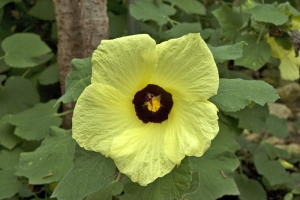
left=132, top=84, right=173, bottom=123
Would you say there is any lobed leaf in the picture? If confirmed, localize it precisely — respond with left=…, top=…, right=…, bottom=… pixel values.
left=211, top=120, right=241, bottom=153
left=266, top=115, right=289, bottom=139
left=129, top=0, right=176, bottom=26
left=209, top=78, right=279, bottom=112
left=28, top=0, right=55, bottom=21
left=51, top=146, right=116, bottom=200
left=208, top=41, right=246, bottom=63
left=185, top=147, right=240, bottom=200
left=235, top=34, right=271, bottom=70
left=212, top=5, right=242, bottom=40
left=123, top=157, right=192, bottom=200
left=15, top=127, right=75, bottom=184
left=0, top=170, right=22, bottom=199
left=234, top=173, right=267, bottom=200
left=166, top=23, right=201, bottom=38
left=56, top=57, right=92, bottom=104
left=38, top=63, right=60, bottom=85
left=182, top=172, right=200, bottom=197
left=0, top=76, right=39, bottom=118
left=254, top=152, right=289, bottom=186
left=0, top=119, right=21, bottom=149
left=286, top=173, right=300, bottom=193
left=86, top=181, right=123, bottom=200
left=226, top=104, right=270, bottom=133
left=1, top=33, right=52, bottom=68
left=0, top=148, right=23, bottom=170
left=164, top=0, right=206, bottom=15
left=250, top=4, right=288, bottom=25
left=5, top=99, right=62, bottom=141
left=217, top=66, right=252, bottom=80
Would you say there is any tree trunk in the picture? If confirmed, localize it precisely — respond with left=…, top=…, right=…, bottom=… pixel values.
left=52, top=0, right=108, bottom=129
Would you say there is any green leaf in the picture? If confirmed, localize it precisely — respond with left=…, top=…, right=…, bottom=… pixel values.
left=208, top=41, right=246, bottom=63
left=51, top=146, right=116, bottom=200
left=211, top=120, right=240, bottom=153
left=0, top=170, right=22, bottom=199
left=234, top=173, right=267, bottom=200
left=210, top=78, right=279, bottom=112
left=262, top=143, right=279, bottom=160
left=0, top=74, right=6, bottom=82
left=15, top=127, right=75, bottom=184
left=212, top=5, right=242, bottom=40
left=0, top=148, right=22, bottom=170
left=124, top=157, right=192, bottom=200
left=182, top=172, right=200, bottom=197
left=108, top=12, right=127, bottom=39
left=86, top=181, right=123, bottom=200
left=120, top=194, right=138, bottom=200
left=164, top=0, right=206, bottom=15
left=266, top=115, right=289, bottom=139
left=185, top=148, right=240, bottom=200
left=227, top=104, right=269, bottom=133
left=129, top=0, right=176, bottom=26
left=277, top=2, right=300, bottom=16
left=235, top=34, right=271, bottom=70
left=0, top=120, right=21, bottom=149
left=286, top=173, right=300, bottom=193
left=254, top=152, right=289, bottom=186
left=0, top=49, right=10, bottom=73
left=28, top=0, right=55, bottom=21
left=1, top=33, right=52, bottom=68
left=5, top=100, right=62, bottom=141
left=166, top=23, right=201, bottom=38
left=217, top=66, right=252, bottom=80
left=219, top=111, right=243, bottom=135
left=250, top=4, right=288, bottom=26
left=38, top=63, right=60, bottom=85
left=0, top=76, right=39, bottom=118
left=0, top=0, right=21, bottom=8
left=56, top=57, right=92, bottom=104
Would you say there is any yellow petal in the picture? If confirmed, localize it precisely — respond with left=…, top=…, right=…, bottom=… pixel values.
left=267, top=37, right=290, bottom=59
left=267, top=37, right=300, bottom=80
left=151, top=33, right=218, bottom=101
left=291, top=16, right=300, bottom=30
left=164, top=98, right=219, bottom=164
left=72, top=83, right=143, bottom=157
left=110, top=123, right=175, bottom=186
left=91, top=34, right=157, bottom=97
left=279, top=56, right=300, bottom=80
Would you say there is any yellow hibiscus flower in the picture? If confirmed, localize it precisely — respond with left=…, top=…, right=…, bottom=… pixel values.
left=72, top=33, right=219, bottom=186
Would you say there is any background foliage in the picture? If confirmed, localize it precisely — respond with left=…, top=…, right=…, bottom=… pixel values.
left=0, top=0, right=300, bottom=200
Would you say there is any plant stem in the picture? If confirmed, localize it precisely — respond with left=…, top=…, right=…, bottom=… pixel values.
left=256, top=24, right=265, bottom=43
left=55, top=109, right=73, bottom=117
left=168, top=18, right=180, bottom=27
left=22, top=68, right=31, bottom=78
left=115, top=171, right=121, bottom=182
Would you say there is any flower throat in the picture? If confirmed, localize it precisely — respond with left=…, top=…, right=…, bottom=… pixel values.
left=132, top=84, right=173, bottom=123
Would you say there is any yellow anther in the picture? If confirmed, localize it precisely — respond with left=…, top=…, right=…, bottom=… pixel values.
left=145, top=94, right=161, bottom=112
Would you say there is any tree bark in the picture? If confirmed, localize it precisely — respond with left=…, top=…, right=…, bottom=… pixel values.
left=52, top=0, right=108, bottom=129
